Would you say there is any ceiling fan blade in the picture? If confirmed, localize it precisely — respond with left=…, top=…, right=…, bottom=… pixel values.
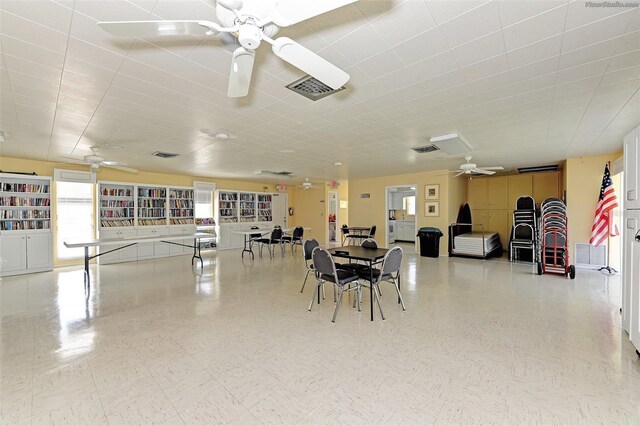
left=473, top=169, right=495, bottom=175
left=97, top=20, right=216, bottom=37
left=453, top=171, right=466, bottom=177
left=268, top=0, right=357, bottom=27
left=227, top=47, right=256, bottom=98
left=103, top=164, right=138, bottom=173
left=101, top=161, right=127, bottom=167
left=271, top=37, right=349, bottom=89
left=481, top=166, right=504, bottom=170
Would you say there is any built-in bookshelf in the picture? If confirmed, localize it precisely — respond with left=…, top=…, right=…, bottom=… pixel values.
left=169, top=188, right=194, bottom=225
left=0, top=175, right=52, bottom=231
left=218, top=191, right=238, bottom=224
left=98, top=183, right=135, bottom=227
left=239, top=192, right=256, bottom=223
left=137, top=186, right=166, bottom=226
left=257, top=194, right=272, bottom=222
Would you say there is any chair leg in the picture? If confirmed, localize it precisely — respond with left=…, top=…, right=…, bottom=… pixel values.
left=374, top=285, right=385, bottom=320
left=321, top=281, right=326, bottom=301
left=280, top=242, right=285, bottom=257
left=301, top=269, right=310, bottom=293
left=308, top=279, right=321, bottom=311
left=392, top=278, right=406, bottom=311
left=332, top=286, right=344, bottom=323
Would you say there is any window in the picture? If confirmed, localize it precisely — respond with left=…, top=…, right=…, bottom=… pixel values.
left=56, top=182, right=94, bottom=260
left=195, top=189, right=213, bottom=218
left=403, top=195, right=416, bottom=216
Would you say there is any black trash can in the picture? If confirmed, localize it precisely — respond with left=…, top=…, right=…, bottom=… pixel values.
left=417, top=227, right=443, bottom=258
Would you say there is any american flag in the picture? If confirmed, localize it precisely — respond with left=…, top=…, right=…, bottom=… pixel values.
left=589, top=163, right=619, bottom=247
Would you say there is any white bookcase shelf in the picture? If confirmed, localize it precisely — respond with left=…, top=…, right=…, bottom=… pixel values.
left=137, top=186, right=166, bottom=226
left=169, top=187, right=194, bottom=225
left=98, top=183, right=135, bottom=227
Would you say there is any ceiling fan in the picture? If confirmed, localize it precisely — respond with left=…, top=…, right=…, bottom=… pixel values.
left=97, top=0, right=356, bottom=97
left=451, top=156, right=504, bottom=177
left=296, top=178, right=321, bottom=190
left=74, top=147, right=138, bottom=173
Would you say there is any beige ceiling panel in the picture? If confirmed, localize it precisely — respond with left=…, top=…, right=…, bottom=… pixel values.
left=502, top=5, right=568, bottom=51
left=369, top=0, right=436, bottom=47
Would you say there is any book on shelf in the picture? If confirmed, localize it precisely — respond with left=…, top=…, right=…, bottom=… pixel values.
left=138, top=188, right=166, bottom=198
left=169, top=190, right=194, bottom=199
left=1, top=220, right=50, bottom=230
left=170, top=218, right=195, bottom=225
left=101, top=187, right=133, bottom=197
left=1, top=183, right=50, bottom=193
left=138, top=219, right=167, bottom=226
left=0, top=197, right=50, bottom=206
left=100, top=219, right=134, bottom=227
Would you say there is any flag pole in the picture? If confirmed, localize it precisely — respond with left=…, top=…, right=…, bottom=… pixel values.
left=599, top=161, right=618, bottom=274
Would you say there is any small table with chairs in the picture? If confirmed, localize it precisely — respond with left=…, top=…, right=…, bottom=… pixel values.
left=234, top=226, right=310, bottom=259
left=341, top=225, right=376, bottom=245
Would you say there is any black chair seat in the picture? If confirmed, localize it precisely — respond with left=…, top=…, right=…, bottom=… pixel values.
left=256, top=238, right=279, bottom=244
left=320, top=270, right=359, bottom=285
left=356, top=267, right=389, bottom=281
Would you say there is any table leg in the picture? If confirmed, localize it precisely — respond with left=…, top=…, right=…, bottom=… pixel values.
left=84, top=246, right=90, bottom=290
left=192, top=238, right=203, bottom=268
left=369, top=259, right=374, bottom=321
left=241, top=234, right=255, bottom=259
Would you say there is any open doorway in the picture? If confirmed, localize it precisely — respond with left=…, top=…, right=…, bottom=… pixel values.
left=385, top=185, right=417, bottom=252
left=327, top=191, right=338, bottom=244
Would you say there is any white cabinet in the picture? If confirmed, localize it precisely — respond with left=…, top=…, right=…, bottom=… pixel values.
left=395, top=221, right=416, bottom=242
left=624, top=128, right=640, bottom=210
left=137, top=226, right=170, bottom=259
left=390, top=193, right=404, bottom=210
left=0, top=232, right=52, bottom=276
left=98, top=228, right=138, bottom=264
left=169, top=225, right=196, bottom=255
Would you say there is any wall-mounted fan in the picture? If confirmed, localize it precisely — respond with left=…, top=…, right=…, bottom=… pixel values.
left=97, top=0, right=355, bottom=97
left=451, top=156, right=504, bottom=176
left=73, top=147, right=138, bottom=173
left=296, top=178, right=321, bottom=190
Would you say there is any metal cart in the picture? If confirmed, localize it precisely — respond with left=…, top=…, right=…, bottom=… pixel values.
left=537, top=198, right=575, bottom=279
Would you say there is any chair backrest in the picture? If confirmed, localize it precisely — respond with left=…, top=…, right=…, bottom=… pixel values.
left=513, top=224, right=534, bottom=240
left=271, top=227, right=283, bottom=241
left=293, top=226, right=304, bottom=238
left=361, top=238, right=378, bottom=249
left=341, top=224, right=349, bottom=235
left=312, top=248, right=337, bottom=278
left=369, top=225, right=377, bottom=237
left=303, top=239, right=319, bottom=261
left=250, top=226, right=261, bottom=239
left=381, top=246, right=403, bottom=277
left=515, top=196, right=535, bottom=211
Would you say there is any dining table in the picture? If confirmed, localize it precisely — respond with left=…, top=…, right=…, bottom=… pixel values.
left=328, top=245, right=389, bottom=321
left=343, top=226, right=372, bottom=244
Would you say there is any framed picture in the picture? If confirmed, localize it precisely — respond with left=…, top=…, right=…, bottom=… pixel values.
left=425, top=184, right=439, bottom=200
left=425, top=201, right=439, bottom=217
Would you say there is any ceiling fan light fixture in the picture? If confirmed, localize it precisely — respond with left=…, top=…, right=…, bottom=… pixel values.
left=214, top=132, right=230, bottom=141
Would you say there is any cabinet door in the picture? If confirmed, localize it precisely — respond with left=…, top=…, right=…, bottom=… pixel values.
left=508, top=175, right=533, bottom=210
left=98, top=229, right=121, bottom=264
left=533, top=172, right=560, bottom=205
left=487, top=176, right=509, bottom=210
left=472, top=209, right=488, bottom=229
left=137, top=228, right=155, bottom=258
left=217, top=226, right=230, bottom=249
left=0, top=234, right=27, bottom=274
left=487, top=210, right=511, bottom=247
left=26, top=233, right=53, bottom=269
left=406, top=223, right=416, bottom=242
left=624, top=129, right=639, bottom=209
left=467, top=178, right=488, bottom=210
left=118, top=228, right=138, bottom=261
left=153, top=227, right=171, bottom=257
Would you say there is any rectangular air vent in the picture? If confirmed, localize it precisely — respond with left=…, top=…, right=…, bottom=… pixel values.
left=575, top=243, right=607, bottom=269
left=152, top=151, right=179, bottom=159
left=412, top=144, right=440, bottom=154
left=286, top=76, right=346, bottom=101
left=518, top=165, right=558, bottom=173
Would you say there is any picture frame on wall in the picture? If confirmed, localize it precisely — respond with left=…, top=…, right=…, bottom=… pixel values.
left=425, top=184, right=439, bottom=200
left=425, top=201, right=439, bottom=217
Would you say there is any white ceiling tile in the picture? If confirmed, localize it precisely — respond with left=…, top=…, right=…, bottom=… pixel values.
left=556, top=58, right=610, bottom=84
left=66, top=37, right=127, bottom=71
left=565, top=0, right=633, bottom=30
left=513, top=73, right=557, bottom=94
left=3, top=55, right=62, bottom=84
left=1, top=35, right=65, bottom=69
left=615, top=30, right=640, bottom=54
left=451, top=30, right=506, bottom=68
left=558, top=37, right=619, bottom=70
left=357, top=49, right=405, bottom=79
left=0, top=10, right=69, bottom=54
left=467, top=71, right=512, bottom=93
left=506, top=34, right=563, bottom=68
left=1, top=0, right=73, bottom=33
left=369, top=1, right=436, bottom=47
left=502, top=4, right=568, bottom=51
left=425, top=1, right=489, bottom=25
left=332, top=23, right=390, bottom=63
left=149, top=0, right=216, bottom=19
left=62, top=56, right=117, bottom=83
left=509, top=56, right=560, bottom=82
left=461, top=54, right=510, bottom=82
left=438, top=1, right=502, bottom=48
left=406, top=51, right=460, bottom=83
left=73, top=0, right=150, bottom=22
left=562, top=9, right=635, bottom=52
left=608, top=50, right=640, bottom=71
left=69, top=12, right=134, bottom=55
left=390, top=27, right=448, bottom=66
left=554, top=75, right=602, bottom=96
left=498, top=1, right=567, bottom=27
left=303, top=4, right=367, bottom=44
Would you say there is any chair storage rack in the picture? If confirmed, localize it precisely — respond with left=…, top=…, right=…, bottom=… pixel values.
left=537, top=198, right=575, bottom=279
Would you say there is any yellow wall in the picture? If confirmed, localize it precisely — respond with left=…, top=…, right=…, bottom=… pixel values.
left=348, top=170, right=454, bottom=254
left=289, top=187, right=326, bottom=242
left=448, top=173, right=468, bottom=225
left=565, top=153, right=620, bottom=261
left=0, top=156, right=303, bottom=266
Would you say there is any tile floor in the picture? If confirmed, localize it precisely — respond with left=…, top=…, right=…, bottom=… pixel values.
left=1, top=247, right=639, bottom=425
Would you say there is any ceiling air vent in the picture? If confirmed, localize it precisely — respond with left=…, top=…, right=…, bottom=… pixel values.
left=286, top=75, right=346, bottom=101
left=152, top=151, right=179, bottom=159
left=412, top=144, right=440, bottom=154
left=518, top=165, right=558, bottom=173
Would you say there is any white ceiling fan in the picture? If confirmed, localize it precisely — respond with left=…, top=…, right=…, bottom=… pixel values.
left=74, top=147, right=138, bottom=173
left=451, top=156, right=504, bottom=177
left=97, top=0, right=356, bottom=98
left=296, top=178, right=322, bottom=190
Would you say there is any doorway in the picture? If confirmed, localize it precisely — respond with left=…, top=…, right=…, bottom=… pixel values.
left=272, top=193, right=288, bottom=228
left=385, top=185, right=417, bottom=252
left=327, top=191, right=338, bottom=244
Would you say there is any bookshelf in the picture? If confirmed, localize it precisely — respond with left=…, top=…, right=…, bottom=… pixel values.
left=239, top=192, right=256, bottom=223
left=257, top=194, right=273, bottom=222
left=169, top=187, right=194, bottom=225
left=98, top=183, right=135, bottom=227
left=218, top=191, right=238, bottom=223
left=0, top=174, right=51, bottom=231
left=137, top=186, right=167, bottom=226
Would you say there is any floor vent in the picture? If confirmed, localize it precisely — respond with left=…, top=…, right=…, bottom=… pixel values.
left=152, top=151, right=179, bottom=159
left=286, top=75, right=345, bottom=101
left=412, top=144, right=440, bottom=154
left=575, top=243, right=607, bottom=269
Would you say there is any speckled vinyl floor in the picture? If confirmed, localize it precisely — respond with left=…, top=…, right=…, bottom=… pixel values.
left=1, top=247, right=639, bottom=425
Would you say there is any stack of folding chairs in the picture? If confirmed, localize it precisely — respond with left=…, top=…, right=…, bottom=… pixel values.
left=510, top=196, right=537, bottom=262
